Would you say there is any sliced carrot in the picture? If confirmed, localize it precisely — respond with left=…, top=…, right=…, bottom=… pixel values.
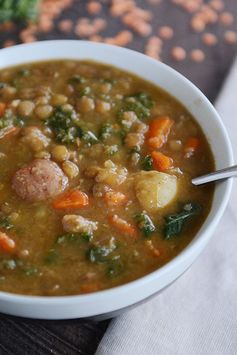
left=0, top=103, right=6, bottom=117
left=52, top=190, right=89, bottom=209
left=151, top=151, right=173, bottom=172
left=104, top=191, right=127, bottom=206
left=184, top=137, right=200, bottom=154
left=108, top=215, right=137, bottom=237
left=0, top=231, right=16, bottom=254
left=0, top=126, right=20, bottom=140
left=147, top=116, right=174, bottom=149
left=145, top=240, right=160, bottom=257
left=80, top=283, right=99, bottom=293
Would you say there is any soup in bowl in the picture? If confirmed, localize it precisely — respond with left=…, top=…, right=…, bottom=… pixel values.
left=0, top=41, right=233, bottom=319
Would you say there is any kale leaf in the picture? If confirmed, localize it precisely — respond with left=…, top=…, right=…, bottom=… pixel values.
left=0, top=216, right=14, bottom=230
left=136, top=212, right=156, bottom=237
left=164, top=202, right=202, bottom=239
left=142, top=155, right=153, bottom=171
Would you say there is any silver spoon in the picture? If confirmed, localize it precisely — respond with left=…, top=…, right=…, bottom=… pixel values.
left=192, top=165, right=237, bottom=186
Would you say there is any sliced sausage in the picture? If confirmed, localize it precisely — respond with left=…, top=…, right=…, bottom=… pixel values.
left=12, top=159, right=68, bottom=202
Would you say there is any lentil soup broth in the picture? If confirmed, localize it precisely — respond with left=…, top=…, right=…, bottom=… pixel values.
left=0, top=60, right=214, bottom=296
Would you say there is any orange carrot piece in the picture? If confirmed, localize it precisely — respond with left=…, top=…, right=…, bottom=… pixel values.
left=151, top=151, right=173, bottom=172
left=145, top=240, right=160, bottom=257
left=0, top=103, right=6, bottom=117
left=104, top=191, right=127, bottom=206
left=147, top=116, right=174, bottom=149
left=108, top=215, right=137, bottom=237
left=80, top=283, right=99, bottom=293
left=52, top=190, right=89, bottom=209
left=0, top=231, right=16, bottom=254
left=184, top=137, right=200, bottom=154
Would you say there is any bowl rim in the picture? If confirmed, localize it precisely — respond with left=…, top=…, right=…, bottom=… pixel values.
left=0, top=40, right=234, bottom=305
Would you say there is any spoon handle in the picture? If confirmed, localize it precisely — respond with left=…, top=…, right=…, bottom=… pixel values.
left=192, top=165, right=237, bottom=186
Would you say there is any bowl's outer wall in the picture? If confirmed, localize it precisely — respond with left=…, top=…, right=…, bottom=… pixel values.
left=0, top=41, right=233, bottom=319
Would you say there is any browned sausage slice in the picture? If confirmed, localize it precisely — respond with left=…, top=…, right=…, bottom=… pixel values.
left=12, top=159, right=68, bottom=202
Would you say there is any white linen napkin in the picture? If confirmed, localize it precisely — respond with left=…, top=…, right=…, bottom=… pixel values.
left=96, top=59, right=237, bottom=355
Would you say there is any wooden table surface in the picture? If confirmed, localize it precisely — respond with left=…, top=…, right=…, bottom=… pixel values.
left=0, top=1, right=237, bottom=354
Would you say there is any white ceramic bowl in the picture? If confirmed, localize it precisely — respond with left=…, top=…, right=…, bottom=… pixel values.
left=0, top=40, right=233, bottom=320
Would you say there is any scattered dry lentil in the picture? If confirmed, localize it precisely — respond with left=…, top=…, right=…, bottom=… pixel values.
left=171, top=46, right=186, bottom=61
left=158, top=26, right=174, bottom=40
left=87, top=2, right=102, bottom=15
left=190, top=49, right=205, bottom=62
left=224, top=30, right=237, bottom=44
left=219, top=12, right=234, bottom=26
left=202, top=32, right=218, bottom=46
left=58, top=19, right=73, bottom=33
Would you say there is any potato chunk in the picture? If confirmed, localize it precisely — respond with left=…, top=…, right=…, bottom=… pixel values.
left=134, top=171, right=177, bottom=211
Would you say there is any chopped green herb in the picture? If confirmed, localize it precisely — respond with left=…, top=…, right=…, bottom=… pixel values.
left=142, top=155, right=153, bottom=171
left=0, top=257, right=39, bottom=277
left=0, top=259, right=17, bottom=270
left=164, top=202, right=202, bottom=239
left=46, top=107, right=82, bottom=144
left=99, top=78, right=116, bottom=85
left=129, top=92, right=154, bottom=109
left=79, top=86, right=91, bottom=97
left=99, top=123, right=113, bottom=140
left=107, top=257, right=124, bottom=277
left=130, top=146, right=140, bottom=153
left=82, top=130, right=99, bottom=145
left=87, top=244, right=116, bottom=264
left=17, top=69, right=30, bottom=77
left=118, top=92, right=154, bottom=120
left=104, top=144, right=118, bottom=156
left=0, top=216, right=14, bottom=230
left=0, top=110, right=26, bottom=130
left=23, top=265, right=38, bottom=276
left=136, top=212, right=156, bottom=237
left=14, top=116, right=25, bottom=127
left=81, top=232, right=93, bottom=242
left=68, top=75, right=86, bottom=85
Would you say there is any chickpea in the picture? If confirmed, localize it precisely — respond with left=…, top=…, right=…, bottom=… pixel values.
left=61, top=103, right=73, bottom=112
left=35, top=96, right=49, bottom=106
left=18, top=100, right=35, bottom=117
left=95, top=100, right=111, bottom=113
left=34, top=151, right=51, bottom=159
left=62, top=161, right=79, bottom=179
left=51, top=145, right=69, bottom=162
left=9, top=99, right=20, bottom=109
left=76, top=96, right=95, bottom=113
left=100, top=82, right=112, bottom=94
left=1, top=86, right=17, bottom=99
left=51, top=94, right=68, bottom=106
left=35, top=104, right=53, bottom=120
